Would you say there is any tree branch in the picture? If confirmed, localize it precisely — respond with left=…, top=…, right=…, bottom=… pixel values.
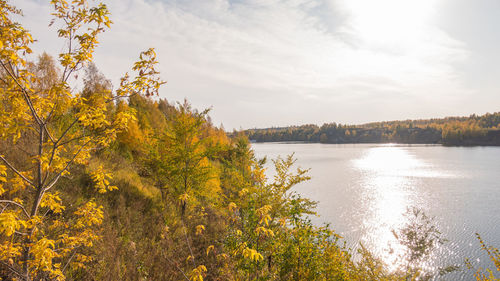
left=0, top=60, right=56, bottom=144
left=44, top=137, right=93, bottom=192
left=57, top=134, right=88, bottom=147
left=0, top=261, right=23, bottom=279
left=44, top=88, right=62, bottom=123
left=181, top=220, right=197, bottom=268
left=0, top=60, right=43, bottom=125
left=63, top=23, right=103, bottom=83
left=54, top=117, right=80, bottom=148
left=0, top=155, right=35, bottom=188
left=61, top=248, right=79, bottom=273
left=165, top=256, right=190, bottom=281
left=0, top=200, right=30, bottom=218
left=42, top=117, right=84, bottom=185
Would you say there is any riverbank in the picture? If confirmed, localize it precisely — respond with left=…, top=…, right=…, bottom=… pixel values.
left=244, top=112, right=500, bottom=146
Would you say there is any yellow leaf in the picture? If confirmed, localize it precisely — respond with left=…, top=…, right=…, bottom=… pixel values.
left=206, top=245, right=214, bottom=256
left=195, top=225, right=205, bottom=235
left=178, top=193, right=189, bottom=204
left=228, top=202, right=237, bottom=212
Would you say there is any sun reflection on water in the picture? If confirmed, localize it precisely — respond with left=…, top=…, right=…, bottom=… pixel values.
left=352, top=145, right=440, bottom=271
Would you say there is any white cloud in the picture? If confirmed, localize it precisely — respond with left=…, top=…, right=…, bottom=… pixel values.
left=14, top=0, right=477, bottom=129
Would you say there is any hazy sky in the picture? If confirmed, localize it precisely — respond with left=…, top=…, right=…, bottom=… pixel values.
left=15, top=0, right=500, bottom=129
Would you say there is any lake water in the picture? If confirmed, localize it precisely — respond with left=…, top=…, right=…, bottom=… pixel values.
left=252, top=142, right=500, bottom=280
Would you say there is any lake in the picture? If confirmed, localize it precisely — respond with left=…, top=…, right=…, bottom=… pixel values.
left=252, top=142, right=500, bottom=280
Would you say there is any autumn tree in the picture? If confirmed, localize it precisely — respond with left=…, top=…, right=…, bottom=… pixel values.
left=0, top=1, right=164, bottom=280
left=149, top=100, right=213, bottom=215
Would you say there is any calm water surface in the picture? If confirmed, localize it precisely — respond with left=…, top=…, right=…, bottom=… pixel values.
left=252, top=143, right=500, bottom=280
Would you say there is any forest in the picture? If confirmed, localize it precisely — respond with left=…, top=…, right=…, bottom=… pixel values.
left=245, top=113, right=500, bottom=146
left=1, top=1, right=499, bottom=280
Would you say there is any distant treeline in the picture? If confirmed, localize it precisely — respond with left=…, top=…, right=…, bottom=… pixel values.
left=245, top=112, right=500, bottom=145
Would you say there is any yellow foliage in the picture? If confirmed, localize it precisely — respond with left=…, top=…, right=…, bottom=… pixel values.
left=242, top=247, right=264, bottom=262
left=29, top=238, right=61, bottom=275
left=0, top=163, right=6, bottom=196
left=116, top=48, right=166, bottom=98
left=90, top=165, right=118, bottom=193
left=278, top=218, right=287, bottom=227
left=0, top=241, right=22, bottom=261
left=40, top=192, right=65, bottom=214
left=228, top=202, right=238, bottom=212
left=179, top=193, right=189, bottom=204
left=238, top=188, right=249, bottom=197
left=206, top=245, right=214, bottom=256
left=256, top=205, right=272, bottom=226
left=9, top=173, right=30, bottom=194
left=195, top=224, right=205, bottom=235
left=204, top=174, right=221, bottom=198
left=0, top=0, right=165, bottom=277
left=189, top=265, right=207, bottom=281
left=0, top=211, right=26, bottom=237
left=473, top=234, right=500, bottom=281
left=216, top=253, right=229, bottom=261
left=232, top=242, right=263, bottom=262
left=255, top=226, right=275, bottom=238
left=74, top=201, right=104, bottom=228
left=117, top=112, right=144, bottom=150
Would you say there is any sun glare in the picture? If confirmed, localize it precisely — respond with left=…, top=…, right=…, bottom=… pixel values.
left=341, top=0, right=437, bottom=44
left=353, top=146, right=430, bottom=270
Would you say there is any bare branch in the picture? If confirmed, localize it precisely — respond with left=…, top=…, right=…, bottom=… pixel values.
left=165, top=256, right=190, bottom=281
left=0, top=200, right=30, bottom=218
left=57, top=134, right=88, bottom=148
left=0, top=261, right=23, bottom=279
left=44, top=137, right=93, bottom=192
left=54, top=117, right=80, bottom=147
left=61, top=248, right=79, bottom=273
left=181, top=220, right=197, bottom=268
left=0, top=204, right=8, bottom=214
left=0, top=155, right=35, bottom=188
left=108, top=94, right=135, bottom=102
left=61, top=25, right=72, bottom=84
left=45, top=90, right=62, bottom=123
left=43, top=126, right=56, bottom=146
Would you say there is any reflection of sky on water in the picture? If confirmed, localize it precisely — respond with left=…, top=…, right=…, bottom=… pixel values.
left=354, top=145, right=458, bottom=179
left=252, top=143, right=500, bottom=280
left=352, top=145, right=450, bottom=271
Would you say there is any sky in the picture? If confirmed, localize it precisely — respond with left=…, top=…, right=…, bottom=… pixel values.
left=14, top=0, right=500, bottom=130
